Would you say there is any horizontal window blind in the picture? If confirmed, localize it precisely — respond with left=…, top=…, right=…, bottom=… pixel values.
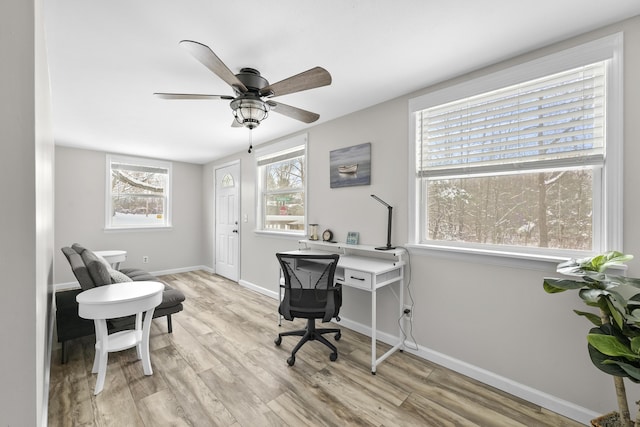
left=257, top=146, right=305, bottom=166
left=417, top=62, right=606, bottom=177
left=111, top=163, right=169, bottom=175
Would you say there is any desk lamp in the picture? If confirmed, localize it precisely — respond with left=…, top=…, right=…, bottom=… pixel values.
left=371, top=194, right=395, bottom=250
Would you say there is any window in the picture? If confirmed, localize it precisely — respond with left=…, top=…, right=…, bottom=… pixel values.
left=255, top=134, right=307, bottom=234
left=409, top=34, right=622, bottom=258
left=106, top=155, right=172, bottom=229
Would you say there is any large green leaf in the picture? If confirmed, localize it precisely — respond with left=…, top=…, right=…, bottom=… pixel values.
left=574, top=310, right=602, bottom=326
left=579, top=288, right=610, bottom=304
left=605, top=297, right=625, bottom=330
left=587, top=334, right=640, bottom=360
left=578, top=251, right=632, bottom=272
left=602, top=359, right=640, bottom=382
left=588, top=343, right=629, bottom=378
left=543, top=278, right=585, bottom=293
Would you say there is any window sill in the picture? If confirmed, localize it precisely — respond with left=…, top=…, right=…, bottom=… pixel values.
left=403, top=243, right=609, bottom=273
left=104, top=226, right=173, bottom=232
left=254, top=230, right=306, bottom=239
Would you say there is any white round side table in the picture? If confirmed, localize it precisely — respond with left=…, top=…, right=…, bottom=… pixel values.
left=94, top=250, right=127, bottom=269
left=76, top=281, right=164, bottom=395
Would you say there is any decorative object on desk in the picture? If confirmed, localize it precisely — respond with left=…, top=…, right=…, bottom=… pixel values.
left=329, top=142, right=371, bottom=188
left=371, top=194, right=395, bottom=250
left=308, top=224, right=319, bottom=240
left=322, top=229, right=334, bottom=242
left=543, top=251, right=640, bottom=427
left=346, top=231, right=359, bottom=245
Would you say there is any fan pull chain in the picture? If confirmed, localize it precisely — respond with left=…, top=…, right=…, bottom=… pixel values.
left=248, top=128, right=253, bottom=154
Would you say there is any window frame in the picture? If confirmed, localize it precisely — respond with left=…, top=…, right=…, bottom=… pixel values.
left=408, top=33, right=623, bottom=261
left=254, top=133, right=308, bottom=237
left=105, top=154, right=172, bottom=231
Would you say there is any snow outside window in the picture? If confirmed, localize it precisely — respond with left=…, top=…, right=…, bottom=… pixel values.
left=106, top=155, right=172, bottom=229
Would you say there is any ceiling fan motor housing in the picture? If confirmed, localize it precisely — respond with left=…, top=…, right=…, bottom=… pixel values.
left=236, top=68, right=269, bottom=93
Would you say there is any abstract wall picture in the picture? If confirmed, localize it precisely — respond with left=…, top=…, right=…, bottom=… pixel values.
left=330, top=142, right=371, bottom=188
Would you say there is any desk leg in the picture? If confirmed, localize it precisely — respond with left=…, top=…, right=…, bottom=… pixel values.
left=371, top=289, right=377, bottom=374
left=399, top=278, right=405, bottom=351
left=141, top=307, right=156, bottom=375
left=92, top=319, right=109, bottom=395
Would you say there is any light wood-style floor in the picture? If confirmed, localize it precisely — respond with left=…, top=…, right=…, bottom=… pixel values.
left=48, top=270, right=584, bottom=426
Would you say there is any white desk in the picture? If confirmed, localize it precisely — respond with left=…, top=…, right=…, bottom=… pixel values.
left=282, top=240, right=406, bottom=373
left=76, top=281, right=163, bottom=394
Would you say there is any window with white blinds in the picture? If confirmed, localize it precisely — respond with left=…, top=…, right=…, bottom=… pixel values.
left=409, top=34, right=623, bottom=258
left=417, top=63, right=605, bottom=178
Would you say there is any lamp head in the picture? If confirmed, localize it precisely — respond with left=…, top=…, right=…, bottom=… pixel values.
left=371, top=194, right=391, bottom=208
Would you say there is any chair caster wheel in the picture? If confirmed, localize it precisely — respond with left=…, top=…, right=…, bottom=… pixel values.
left=287, top=356, right=295, bottom=366
left=334, top=332, right=341, bottom=341
left=274, top=336, right=282, bottom=346
left=330, top=352, right=338, bottom=362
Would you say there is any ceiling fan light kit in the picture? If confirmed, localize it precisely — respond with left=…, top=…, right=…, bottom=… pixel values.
left=230, top=97, right=269, bottom=130
left=154, top=40, right=332, bottom=150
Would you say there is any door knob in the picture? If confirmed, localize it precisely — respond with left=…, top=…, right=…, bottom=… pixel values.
left=232, top=229, right=238, bottom=233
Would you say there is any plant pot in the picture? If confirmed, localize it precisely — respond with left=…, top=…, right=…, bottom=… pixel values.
left=591, top=412, right=621, bottom=427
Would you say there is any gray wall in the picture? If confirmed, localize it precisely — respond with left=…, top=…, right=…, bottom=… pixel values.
left=54, top=146, right=206, bottom=284
left=205, top=16, right=640, bottom=420
left=0, top=0, right=55, bottom=425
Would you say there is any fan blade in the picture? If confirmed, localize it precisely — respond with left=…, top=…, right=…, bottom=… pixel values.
left=154, top=93, right=234, bottom=100
left=260, top=67, right=331, bottom=98
left=267, top=100, right=320, bottom=123
left=231, top=119, right=242, bottom=127
left=179, top=40, right=248, bottom=94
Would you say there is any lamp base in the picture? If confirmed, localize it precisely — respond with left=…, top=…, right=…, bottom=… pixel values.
left=375, top=246, right=396, bottom=251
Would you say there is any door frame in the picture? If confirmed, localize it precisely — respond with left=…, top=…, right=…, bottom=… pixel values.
left=214, top=159, right=241, bottom=281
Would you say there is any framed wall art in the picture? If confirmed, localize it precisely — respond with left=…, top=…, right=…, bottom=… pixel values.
left=329, top=142, right=371, bottom=188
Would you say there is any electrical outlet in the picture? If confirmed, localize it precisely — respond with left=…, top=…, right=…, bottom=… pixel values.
left=403, top=305, right=413, bottom=317
left=142, top=256, right=149, bottom=263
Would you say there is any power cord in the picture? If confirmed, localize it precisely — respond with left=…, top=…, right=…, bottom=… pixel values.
left=396, top=246, right=418, bottom=351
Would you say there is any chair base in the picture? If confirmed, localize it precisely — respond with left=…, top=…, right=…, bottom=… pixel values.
left=275, top=318, right=341, bottom=365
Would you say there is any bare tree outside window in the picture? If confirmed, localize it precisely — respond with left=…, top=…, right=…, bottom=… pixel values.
left=257, top=139, right=307, bottom=233
left=263, top=156, right=305, bottom=231
left=107, top=156, right=171, bottom=228
left=425, top=169, right=593, bottom=250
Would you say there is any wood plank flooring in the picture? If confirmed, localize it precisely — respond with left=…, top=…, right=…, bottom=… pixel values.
left=48, top=271, right=584, bottom=426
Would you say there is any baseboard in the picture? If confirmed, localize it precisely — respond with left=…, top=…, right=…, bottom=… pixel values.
left=151, top=265, right=214, bottom=276
left=239, top=278, right=598, bottom=425
left=407, top=344, right=598, bottom=425
left=238, top=279, right=279, bottom=299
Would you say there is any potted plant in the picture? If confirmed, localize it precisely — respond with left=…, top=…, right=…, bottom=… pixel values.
left=544, top=251, right=640, bottom=427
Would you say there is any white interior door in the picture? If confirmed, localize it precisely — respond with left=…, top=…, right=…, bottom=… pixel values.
left=215, top=162, right=240, bottom=281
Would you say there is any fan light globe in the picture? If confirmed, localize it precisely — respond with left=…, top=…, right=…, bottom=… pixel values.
left=231, top=98, right=269, bottom=129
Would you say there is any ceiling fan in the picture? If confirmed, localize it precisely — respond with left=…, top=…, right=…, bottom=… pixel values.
left=154, top=40, right=332, bottom=136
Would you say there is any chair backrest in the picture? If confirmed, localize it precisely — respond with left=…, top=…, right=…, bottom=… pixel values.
left=61, top=244, right=112, bottom=290
left=276, top=252, right=341, bottom=323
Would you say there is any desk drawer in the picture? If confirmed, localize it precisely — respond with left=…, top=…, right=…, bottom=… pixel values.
left=344, top=269, right=372, bottom=290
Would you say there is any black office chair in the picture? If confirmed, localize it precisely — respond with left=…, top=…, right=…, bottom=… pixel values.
left=274, top=253, right=342, bottom=366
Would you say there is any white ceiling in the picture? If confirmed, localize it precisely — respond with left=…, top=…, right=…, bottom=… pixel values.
left=44, top=1, right=640, bottom=164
